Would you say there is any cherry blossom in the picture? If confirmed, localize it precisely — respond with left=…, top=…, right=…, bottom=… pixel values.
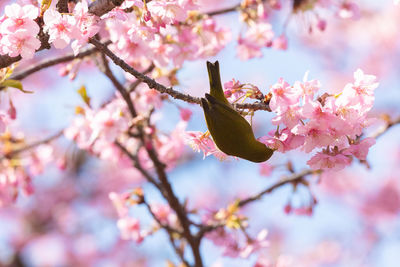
left=43, top=8, right=77, bottom=49
left=1, top=3, right=39, bottom=33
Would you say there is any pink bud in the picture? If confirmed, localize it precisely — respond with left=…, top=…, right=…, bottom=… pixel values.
left=8, top=99, right=16, bottom=120
left=143, top=10, right=151, bottom=22
left=145, top=141, right=153, bottom=150
left=272, top=35, right=288, bottom=50
left=317, top=19, right=327, bottom=31
left=56, top=157, right=67, bottom=170
left=180, top=108, right=192, bottom=121
left=224, top=90, right=232, bottom=98
left=284, top=203, right=292, bottom=214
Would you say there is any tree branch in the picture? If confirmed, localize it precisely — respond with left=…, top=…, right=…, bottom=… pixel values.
left=142, top=199, right=190, bottom=266
left=0, top=130, right=64, bottom=161
left=99, top=51, right=203, bottom=265
left=88, top=0, right=125, bottom=17
left=10, top=41, right=111, bottom=81
left=371, top=115, right=400, bottom=139
left=205, top=4, right=240, bottom=16
left=56, top=0, right=69, bottom=13
left=238, top=169, right=315, bottom=207
left=89, top=38, right=271, bottom=111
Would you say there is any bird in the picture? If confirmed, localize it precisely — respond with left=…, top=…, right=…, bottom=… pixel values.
left=201, top=61, right=274, bottom=163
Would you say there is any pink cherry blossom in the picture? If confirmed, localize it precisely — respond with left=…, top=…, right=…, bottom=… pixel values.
left=271, top=105, right=302, bottom=130
left=150, top=203, right=177, bottom=226
left=259, top=162, right=274, bottom=177
left=360, top=178, right=400, bottom=221
left=179, top=108, right=192, bottom=121
left=272, top=34, right=288, bottom=50
left=237, top=22, right=275, bottom=60
left=240, top=229, right=269, bottom=258
left=343, top=137, right=376, bottom=160
left=307, top=151, right=352, bottom=171
left=117, top=217, right=144, bottom=243
left=269, top=78, right=300, bottom=114
left=1, top=30, right=40, bottom=59
left=43, top=8, right=77, bottom=49
left=1, top=3, right=39, bottom=34
left=291, top=121, right=334, bottom=153
left=109, top=192, right=130, bottom=218
left=260, top=128, right=304, bottom=153
left=336, top=69, right=378, bottom=112
left=28, top=144, right=53, bottom=176
left=71, top=0, right=100, bottom=54
left=147, top=0, right=198, bottom=25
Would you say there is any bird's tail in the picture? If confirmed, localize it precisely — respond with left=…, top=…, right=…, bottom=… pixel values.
left=207, top=61, right=229, bottom=105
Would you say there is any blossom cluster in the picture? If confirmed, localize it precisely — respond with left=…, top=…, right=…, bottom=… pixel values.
left=44, top=1, right=99, bottom=54
left=0, top=3, right=41, bottom=59
left=236, top=0, right=361, bottom=60
left=106, top=3, right=230, bottom=69
left=203, top=203, right=269, bottom=259
left=0, top=1, right=99, bottom=58
left=263, top=69, right=378, bottom=171
left=64, top=87, right=188, bottom=171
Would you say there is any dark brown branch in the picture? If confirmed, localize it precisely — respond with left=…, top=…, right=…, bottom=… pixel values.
left=100, top=52, right=202, bottom=265
left=142, top=199, right=183, bottom=235
left=10, top=41, right=111, bottom=81
left=89, top=38, right=270, bottom=111
left=88, top=0, right=125, bottom=16
left=99, top=53, right=137, bottom=118
left=114, top=141, right=161, bottom=189
left=129, top=64, right=155, bottom=92
left=0, top=55, right=22, bottom=69
left=56, top=0, right=69, bottom=13
left=143, top=143, right=203, bottom=267
left=238, top=169, right=315, bottom=207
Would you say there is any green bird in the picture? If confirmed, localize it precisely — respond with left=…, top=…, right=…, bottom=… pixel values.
left=201, top=61, right=274, bottom=163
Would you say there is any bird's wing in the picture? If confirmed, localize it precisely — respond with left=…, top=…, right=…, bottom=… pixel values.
left=204, top=94, right=257, bottom=142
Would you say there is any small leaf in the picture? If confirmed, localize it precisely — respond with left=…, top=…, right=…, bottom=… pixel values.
left=77, top=85, right=91, bottom=107
left=0, top=64, right=17, bottom=83
left=0, top=79, right=33, bottom=93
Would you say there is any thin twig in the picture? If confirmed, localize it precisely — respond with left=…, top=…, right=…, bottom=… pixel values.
left=10, top=41, right=112, bottom=81
left=99, top=52, right=137, bottom=118
left=205, top=4, right=240, bottom=16
left=114, top=141, right=161, bottom=189
left=238, top=169, right=315, bottom=207
left=370, top=116, right=400, bottom=139
left=0, top=130, right=64, bottom=160
left=195, top=169, right=315, bottom=239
